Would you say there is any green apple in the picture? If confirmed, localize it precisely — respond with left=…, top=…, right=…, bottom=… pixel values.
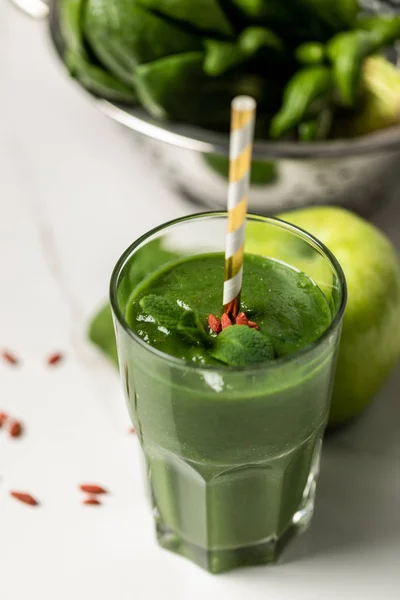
left=247, top=206, right=400, bottom=427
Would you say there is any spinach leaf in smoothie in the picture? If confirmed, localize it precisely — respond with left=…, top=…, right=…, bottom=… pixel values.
left=139, top=295, right=185, bottom=330
left=139, top=296, right=210, bottom=345
left=210, top=325, right=275, bottom=366
left=176, top=310, right=210, bottom=345
left=139, top=295, right=275, bottom=366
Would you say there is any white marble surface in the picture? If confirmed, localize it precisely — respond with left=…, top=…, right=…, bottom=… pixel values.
left=1, top=4, right=400, bottom=599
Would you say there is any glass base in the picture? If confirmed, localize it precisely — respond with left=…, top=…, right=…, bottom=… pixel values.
left=156, top=520, right=302, bottom=574
left=152, top=437, right=321, bottom=574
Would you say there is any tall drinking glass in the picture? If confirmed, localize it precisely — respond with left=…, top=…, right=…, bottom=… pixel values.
left=110, top=213, right=346, bottom=574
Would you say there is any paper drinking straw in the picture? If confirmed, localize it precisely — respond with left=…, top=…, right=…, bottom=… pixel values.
left=223, top=95, right=256, bottom=319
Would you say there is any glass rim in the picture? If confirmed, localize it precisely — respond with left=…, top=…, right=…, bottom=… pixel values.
left=110, top=212, right=347, bottom=372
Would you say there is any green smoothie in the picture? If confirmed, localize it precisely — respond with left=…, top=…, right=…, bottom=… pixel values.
left=116, top=251, right=336, bottom=572
left=126, top=252, right=331, bottom=363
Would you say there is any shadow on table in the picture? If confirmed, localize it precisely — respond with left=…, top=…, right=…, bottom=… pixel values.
left=281, top=362, right=400, bottom=563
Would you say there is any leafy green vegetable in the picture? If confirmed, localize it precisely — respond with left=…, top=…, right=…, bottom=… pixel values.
left=298, top=108, right=332, bottom=141
left=61, top=0, right=400, bottom=147
left=203, top=40, right=245, bottom=77
left=177, top=311, right=210, bottom=345
left=327, top=30, right=375, bottom=106
left=134, top=52, right=205, bottom=121
left=331, top=56, right=400, bottom=138
left=356, top=15, right=400, bottom=53
left=88, top=304, right=118, bottom=366
left=240, top=26, right=284, bottom=56
left=203, top=26, right=285, bottom=77
left=66, top=53, right=138, bottom=102
left=203, top=26, right=286, bottom=78
left=139, top=295, right=185, bottom=330
left=295, top=41, right=325, bottom=65
left=60, top=0, right=84, bottom=54
left=139, top=295, right=210, bottom=345
left=135, top=51, right=269, bottom=127
left=60, top=0, right=136, bottom=101
left=300, top=0, right=358, bottom=32
left=210, top=325, right=275, bottom=366
left=83, top=0, right=202, bottom=86
left=270, top=65, right=333, bottom=138
left=225, top=0, right=324, bottom=39
left=137, top=0, right=234, bottom=37
left=298, top=118, right=320, bottom=142
left=226, top=0, right=346, bottom=39
left=224, top=0, right=294, bottom=27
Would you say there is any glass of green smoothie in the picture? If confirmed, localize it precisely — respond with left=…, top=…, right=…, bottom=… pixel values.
left=110, top=213, right=346, bottom=574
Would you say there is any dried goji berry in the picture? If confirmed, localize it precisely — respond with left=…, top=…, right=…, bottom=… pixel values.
left=2, top=351, right=18, bottom=365
left=248, top=321, right=259, bottom=330
left=9, top=421, right=23, bottom=438
left=83, top=497, right=101, bottom=506
left=79, top=484, right=108, bottom=495
left=10, top=491, right=38, bottom=506
left=47, top=352, right=63, bottom=366
left=221, top=314, right=232, bottom=329
left=0, top=412, right=8, bottom=427
left=235, top=312, right=248, bottom=326
left=207, top=314, right=222, bottom=333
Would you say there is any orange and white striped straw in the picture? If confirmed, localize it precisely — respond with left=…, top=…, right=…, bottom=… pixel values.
left=223, top=96, right=256, bottom=319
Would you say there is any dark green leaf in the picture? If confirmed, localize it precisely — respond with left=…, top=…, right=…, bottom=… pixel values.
left=330, top=56, right=400, bottom=138
left=203, top=40, right=245, bottom=76
left=298, top=108, right=332, bottom=141
left=60, top=0, right=84, bottom=55
left=139, top=297, right=210, bottom=346
left=225, top=0, right=294, bottom=28
left=88, top=304, right=118, bottom=366
left=239, top=26, right=284, bottom=56
left=224, top=0, right=332, bottom=40
left=327, top=30, right=375, bottom=106
left=300, top=0, right=358, bottom=32
left=356, top=15, right=400, bottom=53
left=298, top=118, right=320, bottom=141
left=270, top=65, right=333, bottom=138
left=135, top=51, right=272, bottom=128
left=210, top=326, right=275, bottom=367
left=137, top=0, right=234, bottom=37
left=66, top=52, right=137, bottom=102
left=295, top=41, right=325, bottom=65
left=177, top=311, right=210, bottom=345
left=134, top=52, right=205, bottom=121
left=83, top=0, right=202, bottom=87
left=139, top=295, right=185, bottom=330
left=60, top=0, right=136, bottom=101
left=204, top=27, right=284, bottom=77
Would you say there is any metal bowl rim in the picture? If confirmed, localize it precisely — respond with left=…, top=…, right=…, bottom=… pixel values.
left=98, top=100, right=400, bottom=159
